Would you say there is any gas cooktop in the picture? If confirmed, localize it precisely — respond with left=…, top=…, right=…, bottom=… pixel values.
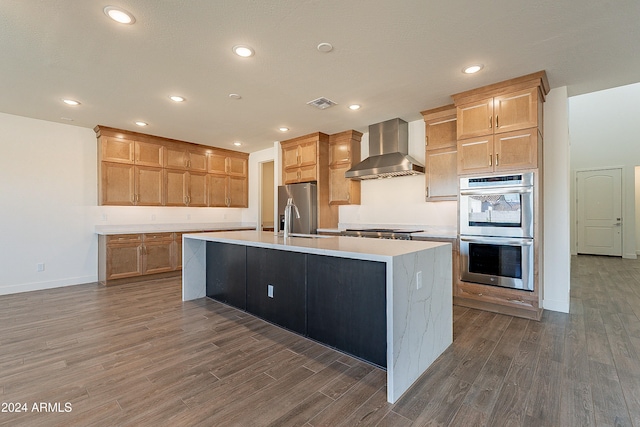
left=342, top=228, right=423, bottom=240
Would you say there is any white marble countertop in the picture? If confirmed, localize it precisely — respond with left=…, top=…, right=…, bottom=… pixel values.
left=95, top=222, right=256, bottom=235
left=183, top=230, right=449, bottom=262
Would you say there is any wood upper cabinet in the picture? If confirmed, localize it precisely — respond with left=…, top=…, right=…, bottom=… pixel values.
left=165, top=147, right=207, bottom=172
left=95, top=126, right=247, bottom=207
left=280, top=133, right=325, bottom=184
left=452, top=71, right=549, bottom=175
left=422, top=105, right=457, bottom=201
left=165, top=170, right=208, bottom=207
left=100, top=163, right=163, bottom=205
left=456, top=87, right=539, bottom=140
left=328, top=130, right=362, bottom=205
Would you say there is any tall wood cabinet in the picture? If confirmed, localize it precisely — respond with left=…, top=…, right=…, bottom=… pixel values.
left=95, top=126, right=248, bottom=208
left=328, top=130, right=362, bottom=205
left=450, top=71, right=550, bottom=320
left=421, top=105, right=458, bottom=201
left=280, top=132, right=338, bottom=228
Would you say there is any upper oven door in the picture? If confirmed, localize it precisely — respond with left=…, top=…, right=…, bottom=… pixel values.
left=460, top=184, right=534, bottom=238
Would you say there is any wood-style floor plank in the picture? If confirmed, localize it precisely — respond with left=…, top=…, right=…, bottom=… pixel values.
left=0, top=255, right=639, bottom=426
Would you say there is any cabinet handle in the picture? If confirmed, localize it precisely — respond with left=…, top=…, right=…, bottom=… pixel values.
left=489, top=155, right=492, bottom=167
left=184, top=196, right=188, bottom=205
left=489, top=115, right=492, bottom=129
left=188, top=195, right=191, bottom=204
left=426, top=187, right=429, bottom=198
left=131, top=195, right=136, bottom=204
left=496, top=115, right=499, bottom=128
left=496, top=153, right=499, bottom=166
left=188, top=159, right=192, bottom=168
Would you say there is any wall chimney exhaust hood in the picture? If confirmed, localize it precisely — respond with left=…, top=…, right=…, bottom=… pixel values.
left=345, top=118, right=424, bottom=180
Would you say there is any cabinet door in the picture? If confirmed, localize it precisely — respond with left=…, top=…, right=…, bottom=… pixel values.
left=457, top=136, right=494, bottom=175
left=188, top=172, right=208, bottom=207
left=425, top=146, right=458, bottom=201
left=298, top=141, right=317, bottom=166
left=142, top=240, right=174, bottom=275
left=457, top=99, right=494, bottom=140
left=329, top=142, right=350, bottom=165
left=207, top=152, right=228, bottom=174
left=101, top=137, right=135, bottom=164
left=246, top=247, right=306, bottom=334
left=307, top=254, right=387, bottom=367
left=165, top=148, right=187, bottom=169
left=106, top=243, right=143, bottom=280
left=165, top=169, right=188, bottom=206
left=206, top=242, right=247, bottom=310
left=426, top=116, right=457, bottom=150
left=298, top=164, right=317, bottom=183
left=494, top=128, right=538, bottom=172
left=228, top=176, right=247, bottom=208
left=136, top=166, right=163, bottom=205
left=208, top=174, right=228, bottom=207
left=282, top=145, right=300, bottom=169
left=329, top=165, right=360, bottom=205
left=187, top=150, right=208, bottom=172
left=101, top=162, right=135, bottom=205
left=135, top=141, right=164, bottom=167
left=494, top=88, right=538, bottom=134
left=227, top=156, right=247, bottom=176
left=283, top=168, right=300, bottom=185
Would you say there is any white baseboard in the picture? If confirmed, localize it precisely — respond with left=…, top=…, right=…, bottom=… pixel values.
left=624, top=252, right=638, bottom=260
left=543, top=299, right=570, bottom=313
left=0, top=275, right=97, bottom=296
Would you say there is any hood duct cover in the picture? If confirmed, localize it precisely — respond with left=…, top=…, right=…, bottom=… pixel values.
left=345, top=118, right=424, bottom=180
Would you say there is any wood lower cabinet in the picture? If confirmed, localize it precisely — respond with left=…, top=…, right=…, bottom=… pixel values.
left=103, top=234, right=143, bottom=281
left=206, top=242, right=247, bottom=310
left=142, top=233, right=174, bottom=275
left=246, top=247, right=307, bottom=334
left=307, top=254, right=386, bottom=367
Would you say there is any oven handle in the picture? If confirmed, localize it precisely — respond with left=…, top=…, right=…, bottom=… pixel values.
left=460, top=187, right=532, bottom=196
left=460, top=236, right=533, bottom=246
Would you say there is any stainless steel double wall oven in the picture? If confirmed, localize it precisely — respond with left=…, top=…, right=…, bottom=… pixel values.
left=459, top=172, right=535, bottom=291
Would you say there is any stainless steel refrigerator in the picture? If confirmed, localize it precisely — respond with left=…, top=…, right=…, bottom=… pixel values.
left=277, top=182, right=317, bottom=234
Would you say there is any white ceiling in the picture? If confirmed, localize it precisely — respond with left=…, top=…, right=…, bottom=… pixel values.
left=1, top=0, right=639, bottom=152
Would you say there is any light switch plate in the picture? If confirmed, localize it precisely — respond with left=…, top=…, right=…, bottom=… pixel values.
left=268, top=284, right=274, bottom=298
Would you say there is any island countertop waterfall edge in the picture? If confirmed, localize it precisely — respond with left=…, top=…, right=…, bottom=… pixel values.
left=181, top=230, right=453, bottom=403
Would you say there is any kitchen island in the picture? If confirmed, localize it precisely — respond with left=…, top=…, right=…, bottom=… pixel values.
left=182, top=230, right=452, bottom=403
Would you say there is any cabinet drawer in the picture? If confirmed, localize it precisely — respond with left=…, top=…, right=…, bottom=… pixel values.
left=457, top=281, right=538, bottom=310
left=143, top=232, right=174, bottom=242
left=106, top=234, right=142, bottom=244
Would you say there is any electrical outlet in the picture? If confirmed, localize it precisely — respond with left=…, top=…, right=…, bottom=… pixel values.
left=186, top=214, right=191, bottom=220
left=37, top=263, right=45, bottom=272
left=416, top=271, right=422, bottom=289
left=151, top=214, right=156, bottom=221
left=268, top=284, right=274, bottom=298
left=101, top=214, right=108, bottom=221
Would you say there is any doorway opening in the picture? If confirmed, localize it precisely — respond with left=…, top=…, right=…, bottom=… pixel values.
left=260, top=161, right=275, bottom=231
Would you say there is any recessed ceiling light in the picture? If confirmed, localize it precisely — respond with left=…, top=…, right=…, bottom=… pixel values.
left=169, top=95, right=185, bottom=102
left=233, top=141, right=242, bottom=147
left=233, top=45, right=254, bottom=57
left=135, top=121, right=148, bottom=127
left=103, top=6, right=136, bottom=24
left=348, top=104, right=361, bottom=110
left=62, top=99, right=80, bottom=106
left=462, top=64, right=484, bottom=74
left=279, top=127, right=289, bottom=132
left=317, top=43, right=333, bottom=53
left=228, top=93, right=242, bottom=100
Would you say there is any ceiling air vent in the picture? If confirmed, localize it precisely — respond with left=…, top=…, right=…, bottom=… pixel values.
left=307, top=97, right=337, bottom=110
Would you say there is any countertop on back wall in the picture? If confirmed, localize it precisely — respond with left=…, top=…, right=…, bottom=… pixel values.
left=95, top=222, right=256, bottom=235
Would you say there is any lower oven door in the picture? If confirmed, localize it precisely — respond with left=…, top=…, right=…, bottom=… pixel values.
left=460, top=236, right=534, bottom=291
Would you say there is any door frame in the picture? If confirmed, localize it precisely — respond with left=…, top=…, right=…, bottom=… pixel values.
left=257, top=159, right=276, bottom=233
left=572, top=165, right=625, bottom=256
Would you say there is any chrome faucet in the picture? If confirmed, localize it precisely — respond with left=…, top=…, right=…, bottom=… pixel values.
left=283, top=197, right=300, bottom=239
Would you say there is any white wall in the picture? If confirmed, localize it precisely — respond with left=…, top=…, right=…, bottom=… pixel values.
left=569, top=82, right=640, bottom=259
left=542, top=87, right=571, bottom=313
left=636, top=166, right=640, bottom=253
left=0, top=112, right=248, bottom=295
left=339, top=119, right=457, bottom=231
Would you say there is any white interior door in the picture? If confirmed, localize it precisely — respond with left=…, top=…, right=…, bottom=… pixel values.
left=576, top=168, right=622, bottom=256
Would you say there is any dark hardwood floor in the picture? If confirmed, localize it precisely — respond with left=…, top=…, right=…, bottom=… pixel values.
left=0, top=255, right=639, bottom=426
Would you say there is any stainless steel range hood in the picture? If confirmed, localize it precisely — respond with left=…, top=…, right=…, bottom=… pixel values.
left=345, top=118, right=424, bottom=180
